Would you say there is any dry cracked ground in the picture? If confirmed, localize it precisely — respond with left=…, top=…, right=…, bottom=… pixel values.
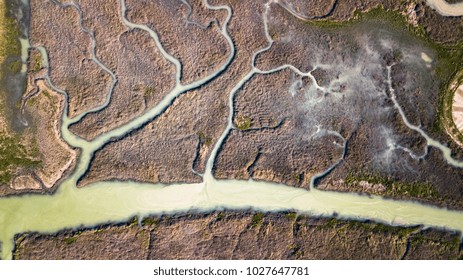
left=1, top=0, right=463, bottom=259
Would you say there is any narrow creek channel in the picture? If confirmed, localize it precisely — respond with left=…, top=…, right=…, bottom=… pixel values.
left=1, top=0, right=463, bottom=260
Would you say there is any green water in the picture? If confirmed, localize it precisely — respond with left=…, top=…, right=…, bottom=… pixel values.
left=2, top=174, right=463, bottom=260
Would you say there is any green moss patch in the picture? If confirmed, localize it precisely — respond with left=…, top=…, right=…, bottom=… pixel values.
left=235, top=115, right=251, bottom=131
left=0, top=135, right=41, bottom=184
left=63, top=237, right=77, bottom=245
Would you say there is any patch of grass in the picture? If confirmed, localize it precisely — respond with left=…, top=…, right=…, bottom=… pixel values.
left=31, top=55, right=42, bottom=73
left=410, top=234, right=461, bottom=254
left=0, top=7, right=21, bottom=58
left=345, top=172, right=440, bottom=200
left=250, top=212, right=264, bottom=228
left=320, top=217, right=339, bottom=229
left=0, top=1, right=25, bottom=131
left=235, top=115, right=251, bottom=131
left=197, top=131, right=213, bottom=146
left=357, top=222, right=417, bottom=238
left=322, top=218, right=417, bottom=238
left=0, top=2, right=21, bottom=109
left=295, top=214, right=306, bottom=223
left=162, top=215, right=172, bottom=224
left=388, top=181, right=439, bottom=199
left=285, top=212, right=297, bottom=221
left=29, top=137, right=40, bottom=159
left=8, top=59, right=22, bottom=73
left=292, top=173, right=303, bottom=184
left=410, top=234, right=425, bottom=246
left=269, top=30, right=278, bottom=41
left=94, top=228, right=105, bottom=233
left=450, top=236, right=461, bottom=250
left=63, top=237, right=77, bottom=245
left=0, top=135, right=41, bottom=184
left=287, top=243, right=297, bottom=250
left=307, top=6, right=463, bottom=72
left=42, top=90, right=51, bottom=99
left=141, top=217, right=159, bottom=228
left=143, top=87, right=156, bottom=98
left=306, top=6, right=426, bottom=38
left=128, top=216, right=139, bottom=226
left=0, top=170, right=12, bottom=184
left=216, top=212, right=225, bottom=221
